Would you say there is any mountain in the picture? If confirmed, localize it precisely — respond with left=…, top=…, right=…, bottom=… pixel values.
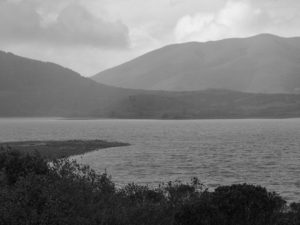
left=92, top=34, right=300, bottom=94
left=1, top=50, right=300, bottom=119
left=0, top=50, right=139, bottom=117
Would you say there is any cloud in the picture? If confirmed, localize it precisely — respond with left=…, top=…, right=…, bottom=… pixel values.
left=1, top=0, right=300, bottom=76
left=0, top=0, right=129, bottom=48
left=174, top=0, right=272, bottom=42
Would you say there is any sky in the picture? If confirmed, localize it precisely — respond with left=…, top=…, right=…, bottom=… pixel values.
left=0, top=0, right=300, bottom=76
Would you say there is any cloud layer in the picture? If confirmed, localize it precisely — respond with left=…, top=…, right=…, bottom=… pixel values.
left=1, top=0, right=300, bottom=76
left=175, top=0, right=300, bottom=42
left=0, top=0, right=129, bottom=48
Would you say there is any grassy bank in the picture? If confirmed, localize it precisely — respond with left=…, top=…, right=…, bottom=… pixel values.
left=0, top=140, right=130, bottom=159
left=0, top=149, right=299, bottom=225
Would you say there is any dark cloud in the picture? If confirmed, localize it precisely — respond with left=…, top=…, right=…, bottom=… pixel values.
left=0, top=1, right=129, bottom=48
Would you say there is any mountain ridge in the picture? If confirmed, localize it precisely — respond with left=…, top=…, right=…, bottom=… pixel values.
left=2, top=48, right=300, bottom=119
left=92, top=34, right=300, bottom=94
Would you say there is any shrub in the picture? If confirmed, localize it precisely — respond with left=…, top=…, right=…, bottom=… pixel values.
left=0, top=150, right=48, bottom=185
left=0, top=150, right=298, bottom=225
left=175, top=184, right=286, bottom=225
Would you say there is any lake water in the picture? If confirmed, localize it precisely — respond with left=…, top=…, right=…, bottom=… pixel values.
left=0, top=118, right=299, bottom=201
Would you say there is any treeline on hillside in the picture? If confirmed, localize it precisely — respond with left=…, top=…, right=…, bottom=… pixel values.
left=110, top=91, right=300, bottom=119
left=0, top=150, right=299, bottom=225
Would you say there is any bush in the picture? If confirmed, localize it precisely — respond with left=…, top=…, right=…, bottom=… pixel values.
left=276, top=203, right=300, bottom=225
left=0, top=150, right=48, bottom=185
left=0, top=150, right=298, bottom=225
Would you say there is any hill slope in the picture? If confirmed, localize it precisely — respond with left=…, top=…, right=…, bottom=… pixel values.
left=0, top=51, right=138, bottom=117
left=92, top=34, right=300, bottom=93
left=1, top=50, right=300, bottom=119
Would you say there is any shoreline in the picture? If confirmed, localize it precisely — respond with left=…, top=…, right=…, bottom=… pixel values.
left=0, top=140, right=130, bottom=159
left=1, top=116, right=300, bottom=121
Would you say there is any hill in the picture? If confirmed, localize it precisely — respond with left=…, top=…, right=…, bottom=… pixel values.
left=92, top=34, right=300, bottom=94
left=0, top=51, right=137, bottom=117
left=1, top=50, right=300, bottom=119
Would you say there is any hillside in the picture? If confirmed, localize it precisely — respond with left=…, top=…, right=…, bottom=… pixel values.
left=0, top=51, right=137, bottom=117
left=114, top=90, right=300, bottom=119
left=1, top=50, right=300, bottom=119
left=92, top=34, right=300, bottom=94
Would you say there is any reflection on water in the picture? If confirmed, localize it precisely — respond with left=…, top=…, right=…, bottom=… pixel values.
left=0, top=118, right=299, bottom=201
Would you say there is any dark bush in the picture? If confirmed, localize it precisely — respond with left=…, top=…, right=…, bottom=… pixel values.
left=0, top=150, right=298, bottom=225
left=213, top=184, right=285, bottom=225
left=175, top=191, right=225, bottom=225
left=175, top=184, right=286, bottom=225
left=276, top=203, right=300, bottom=225
left=0, top=150, right=48, bottom=185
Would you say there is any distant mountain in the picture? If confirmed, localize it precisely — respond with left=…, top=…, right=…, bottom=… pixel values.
left=92, top=34, right=300, bottom=94
left=1, top=50, right=300, bottom=119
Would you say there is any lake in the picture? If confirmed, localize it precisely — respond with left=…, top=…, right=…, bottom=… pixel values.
left=0, top=118, right=299, bottom=201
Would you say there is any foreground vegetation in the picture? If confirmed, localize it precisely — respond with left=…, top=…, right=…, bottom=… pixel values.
left=0, top=150, right=299, bottom=225
left=0, top=140, right=129, bottom=159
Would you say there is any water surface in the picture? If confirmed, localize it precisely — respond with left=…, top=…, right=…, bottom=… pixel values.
left=0, top=118, right=299, bottom=201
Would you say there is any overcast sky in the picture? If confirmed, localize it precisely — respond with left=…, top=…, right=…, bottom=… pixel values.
left=1, top=0, right=300, bottom=76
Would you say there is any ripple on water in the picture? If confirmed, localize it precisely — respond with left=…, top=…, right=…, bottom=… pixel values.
left=0, top=118, right=300, bottom=201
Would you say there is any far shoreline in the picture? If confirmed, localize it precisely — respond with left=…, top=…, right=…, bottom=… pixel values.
left=0, top=140, right=130, bottom=159
left=1, top=116, right=300, bottom=121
